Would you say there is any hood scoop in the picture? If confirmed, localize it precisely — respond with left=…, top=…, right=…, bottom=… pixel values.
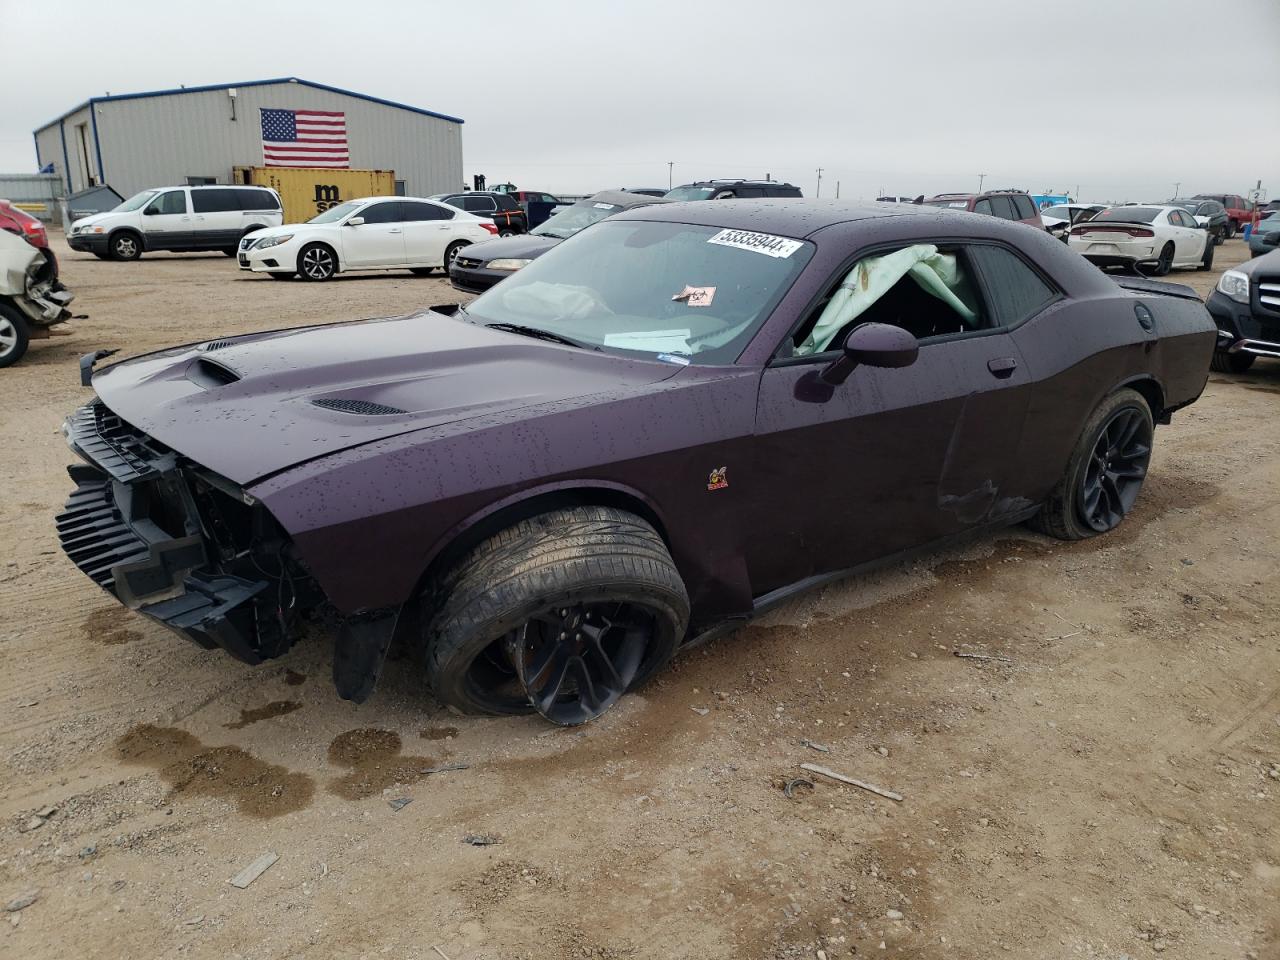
left=311, top=397, right=408, bottom=416
left=187, top=357, right=242, bottom=389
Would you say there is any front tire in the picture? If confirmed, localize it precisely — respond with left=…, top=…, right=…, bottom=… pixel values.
left=109, top=231, right=142, bottom=261
left=1224, top=221, right=1236, bottom=240
left=267, top=271, right=295, bottom=281
left=422, top=506, right=689, bottom=725
left=409, top=267, right=436, bottom=277
left=1210, top=350, right=1255, bottom=373
left=297, top=243, right=337, bottom=282
left=0, top=303, right=31, bottom=368
left=1029, top=388, right=1154, bottom=540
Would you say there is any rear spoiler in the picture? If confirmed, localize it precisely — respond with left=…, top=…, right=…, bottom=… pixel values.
left=1111, top=276, right=1201, bottom=302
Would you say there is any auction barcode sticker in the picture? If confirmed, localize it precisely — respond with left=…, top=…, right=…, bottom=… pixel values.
left=707, top=229, right=803, bottom=259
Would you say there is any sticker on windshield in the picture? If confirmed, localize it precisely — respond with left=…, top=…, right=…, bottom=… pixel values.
left=593, top=202, right=618, bottom=210
left=706, top=229, right=803, bottom=259
left=671, top=285, right=716, bottom=307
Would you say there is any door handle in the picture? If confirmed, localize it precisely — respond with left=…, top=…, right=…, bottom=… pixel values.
left=389, top=228, right=403, bottom=234
left=987, top=357, right=1018, bottom=379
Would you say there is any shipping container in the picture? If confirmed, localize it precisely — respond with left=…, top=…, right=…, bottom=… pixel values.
left=237, top=167, right=395, bottom=224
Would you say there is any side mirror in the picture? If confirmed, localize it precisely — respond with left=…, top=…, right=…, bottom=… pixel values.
left=143, top=206, right=159, bottom=216
left=345, top=216, right=365, bottom=226
left=820, top=323, right=919, bottom=385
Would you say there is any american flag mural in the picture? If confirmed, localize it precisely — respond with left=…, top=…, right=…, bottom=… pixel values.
left=259, top=108, right=350, bottom=168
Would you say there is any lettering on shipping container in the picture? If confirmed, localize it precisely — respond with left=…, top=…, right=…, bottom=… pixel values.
left=314, top=183, right=341, bottom=214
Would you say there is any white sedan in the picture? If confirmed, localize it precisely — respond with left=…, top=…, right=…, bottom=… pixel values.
left=1068, top=204, right=1212, bottom=275
left=239, top=196, right=498, bottom=281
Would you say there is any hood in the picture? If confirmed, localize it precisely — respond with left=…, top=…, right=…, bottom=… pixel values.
left=1232, top=247, right=1280, bottom=277
left=70, top=211, right=113, bottom=231
left=90, top=311, right=681, bottom=486
left=461, top=234, right=560, bottom=263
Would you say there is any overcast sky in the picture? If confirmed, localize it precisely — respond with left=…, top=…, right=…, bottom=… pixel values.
left=2, top=0, right=1277, bottom=203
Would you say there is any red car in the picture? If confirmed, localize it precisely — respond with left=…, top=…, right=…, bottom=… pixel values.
left=924, top=190, right=1044, bottom=229
left=0, top=199, right=49, bottom=248
left=1192, top=194, right=1256, bottom=239
left=0, top=200, right=56, bottom=276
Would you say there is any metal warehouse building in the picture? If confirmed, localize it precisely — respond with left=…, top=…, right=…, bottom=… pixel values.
left=33, top=77, right=464, bottom=200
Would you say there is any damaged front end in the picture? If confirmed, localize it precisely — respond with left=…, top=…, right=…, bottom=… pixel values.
left=56, top=399, right=322, bottom=665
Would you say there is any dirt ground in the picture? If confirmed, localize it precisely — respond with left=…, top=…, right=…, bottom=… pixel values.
left=2, top=235, right=1277, bottom=960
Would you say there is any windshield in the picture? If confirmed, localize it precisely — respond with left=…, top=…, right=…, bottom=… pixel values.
left=307, top=200, right=363, bottom=224
left=1094, top=206, right=1160, bottom=224
left=663, top=185, right=717, bottom=201
left=1040, top=205, right=1073, bottom=218
left=461, top=220, right=813, bottom=365
left=115, top=190, right=159, bottom=212
left=532, top=200, right=623, bottom=239
left=1166, top=201, right=1198, bottom=213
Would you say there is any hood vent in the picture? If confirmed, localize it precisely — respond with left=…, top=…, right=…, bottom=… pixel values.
left=187, top=357, right=242, bottom=389
left=312, top=397, right=407, bottom=416
left=202, top=339, right=234, bottom=351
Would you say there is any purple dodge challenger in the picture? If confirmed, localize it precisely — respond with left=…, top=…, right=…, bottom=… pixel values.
left=58, top=201, right=1215, bottom=725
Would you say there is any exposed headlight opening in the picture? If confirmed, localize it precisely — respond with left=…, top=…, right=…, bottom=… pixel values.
left=1216, top=270, right=1250, bottom=304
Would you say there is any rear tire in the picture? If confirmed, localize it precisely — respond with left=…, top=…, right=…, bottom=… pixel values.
left=1029, top=388, right=1154, bottom=541
left=109, top=231, right=142, bottom=261
left=1224, top=221, right=1236, bottom=240
left=422, top=506, right=689, bottom=724
left=444, top=240, right=469, bottom=273
left=1153, top=243, right=1174, bottom=276
left=297, top=243, right=337, bottom=282
left=1210, top=350, right=1255, bottom=373
left=0, top=303, right=31, bottom=368
left=221, top=248, right=238, bottom=257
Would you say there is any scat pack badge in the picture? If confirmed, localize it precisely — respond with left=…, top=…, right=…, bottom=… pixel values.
left=707, top=467, right=728, bottom=492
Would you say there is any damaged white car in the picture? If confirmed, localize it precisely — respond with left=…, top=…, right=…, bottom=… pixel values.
left=0, top=230, right=76, bottom=367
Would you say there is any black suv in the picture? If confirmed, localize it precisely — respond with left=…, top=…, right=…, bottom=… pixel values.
left=432, top=192, right=527, bottom=235
left=664, top=180, right=803, bottom=201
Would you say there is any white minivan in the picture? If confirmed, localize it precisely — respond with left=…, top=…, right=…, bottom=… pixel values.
left=68, top=185, right=283, bottom=261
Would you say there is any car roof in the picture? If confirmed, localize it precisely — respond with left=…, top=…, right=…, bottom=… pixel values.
left=579, top=189, right=672, bottom=209
left=678, top=180, right=799, bottom=188
left=611, top=198, right=980, bottom=238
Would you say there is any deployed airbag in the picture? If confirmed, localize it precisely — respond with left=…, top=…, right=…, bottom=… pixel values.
left=797, top=244, right=978, bottom=355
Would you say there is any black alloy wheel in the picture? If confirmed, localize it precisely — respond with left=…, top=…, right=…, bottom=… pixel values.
left=509, top=602, right=656, bottom=725
left=1154, top=243, right=1174, bottom=276
left=298, top=243, right=337, bottom=281
left=1077, top=406, right=1153, bottom=533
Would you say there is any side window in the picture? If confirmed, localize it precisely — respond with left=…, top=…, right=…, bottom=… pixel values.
left=149, top=190, right=188, bottom=215
left=988, top=195, right=1018, bottom=220
left=402, top=201, right=453, bottom=221
left=973, top=198, right=993, bottom=215
left=357, top=201, right=403, bottom=224
left=1169, top=210, right=1187, bottom=227
left=784, top=244, right=989, bottom=358
left=735, top=187, right=764, bottom=198
left=969, top=245, right=1059, bottom=326
left=238, top=189, right=278, bottom=210
left=1012, top=195, right=1036, bottom=220
left=468, top=196, right=497, bottom=212
left=192, top=189, right=242, bottom=213
left=541, top=194, right=558, bottom=204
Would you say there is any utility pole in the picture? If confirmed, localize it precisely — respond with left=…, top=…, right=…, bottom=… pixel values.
left=835, top=180, right=840, bottom=199
left=1173, top=181, right=1181, bottom=198
left=815, top=167, right=824, bottom=198
left=977, top=173, right=987, bottom=192
left=668, top=162, right=675, bottom=189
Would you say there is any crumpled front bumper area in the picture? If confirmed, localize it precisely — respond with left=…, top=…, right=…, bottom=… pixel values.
left=56, top=400, right=302, bottom=664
